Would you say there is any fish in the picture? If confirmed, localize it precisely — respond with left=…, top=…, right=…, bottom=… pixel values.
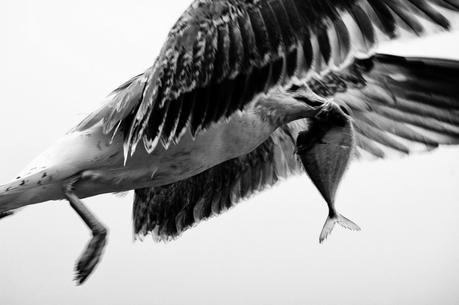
left=296, top=102, right=360, bottom=242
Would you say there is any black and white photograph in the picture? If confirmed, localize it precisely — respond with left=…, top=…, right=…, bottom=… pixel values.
left=1, top=0, right=459, bottom=304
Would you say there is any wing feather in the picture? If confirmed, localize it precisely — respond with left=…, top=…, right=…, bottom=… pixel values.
left=133, top=47, right=459, bottom=240
left=257, top=3, right=281, bottom=57
left=332, top=17, right=352, bottom=65
left=349, top=5, right=376, bottom=48
left=317, top=26, right=332, bottom=65
left=213, top=23, right=231, bottom=82
left=269, top=0, right=297, bottom=50
left=74, top=0, right=459, bottom=157
left=132, top=124, right=304, bottom=241
left=433, top=0, right=459, bottom=10
left=408, top=0, right=451, bottom=28
left=354, top=111, right=441, bottom=146
left=367, top=0, right=398, bottom=37
left=309, top=54, right=459, bottom=157
left=386, top=1, right=424, bottom=35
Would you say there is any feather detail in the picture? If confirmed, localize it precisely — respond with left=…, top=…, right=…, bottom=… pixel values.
left=331, top=17, right=351, bottom=66
left=307, top=53, right=459, bottom=157
left=70, top=0, right=459, bottom=157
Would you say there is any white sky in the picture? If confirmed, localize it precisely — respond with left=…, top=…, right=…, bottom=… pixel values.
left=1, top=1, right=459, bottom=304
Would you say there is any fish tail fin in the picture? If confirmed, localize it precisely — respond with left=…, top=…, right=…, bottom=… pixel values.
left=336, top=214, right=361, bottom=231
left=319, top=213, right=360, bottom=243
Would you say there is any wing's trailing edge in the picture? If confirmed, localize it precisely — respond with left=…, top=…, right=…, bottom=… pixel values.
left=132, top=52, right=459, bottom=241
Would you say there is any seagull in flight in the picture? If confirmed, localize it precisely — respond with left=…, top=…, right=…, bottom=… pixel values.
left=1, top=0, right=459, bottom=284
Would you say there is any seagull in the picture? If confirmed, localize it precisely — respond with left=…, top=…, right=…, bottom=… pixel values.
left=1, top=0, right=459, bottom=284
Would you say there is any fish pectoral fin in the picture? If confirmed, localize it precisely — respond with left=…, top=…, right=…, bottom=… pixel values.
left=319, top=213, right=360, bottom=243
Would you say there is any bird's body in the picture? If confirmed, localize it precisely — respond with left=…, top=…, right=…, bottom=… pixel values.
left=0, top=104, right=265, bottom=209
left=0, top=92, right=308, bottom=212
left=2, top=0, right=459, bottom=284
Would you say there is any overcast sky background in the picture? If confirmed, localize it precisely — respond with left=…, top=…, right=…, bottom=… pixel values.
left=1, top=1, right=459, bottom=304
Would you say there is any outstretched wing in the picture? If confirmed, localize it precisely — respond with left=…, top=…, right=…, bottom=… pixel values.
left=133, top=122, right=304, bottom=241
left=76, top=0, right=459, bottom=157
left=132, top=52, right=459, bottom=240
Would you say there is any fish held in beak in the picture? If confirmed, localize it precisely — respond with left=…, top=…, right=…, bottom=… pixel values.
left=296, top=103, right=360, bottom=243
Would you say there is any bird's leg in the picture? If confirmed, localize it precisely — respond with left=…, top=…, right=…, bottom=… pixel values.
left=295, top=101, right=360, bottom=242
left=63, top=178, right=108, bottom=285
